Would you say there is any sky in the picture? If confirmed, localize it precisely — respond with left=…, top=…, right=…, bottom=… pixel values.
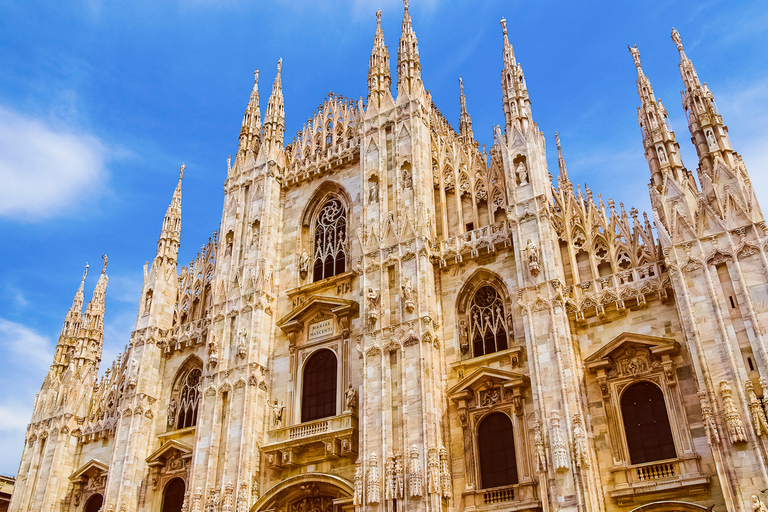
left=0, top=0, right=766, bottom=477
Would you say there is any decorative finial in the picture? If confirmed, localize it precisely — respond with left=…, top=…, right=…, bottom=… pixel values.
left=671, top=28, right=683, bottom=52
left=376, top=8, right=382, bottom=25
left=179, top=163, right=185, bottom=180
left=81, top=263, right=89, bottom=285
left=277, top=58, right=282, bottom=75
left=403, top=0, right=409, bottom=13
left=101, top=254, right=108, bottom=274
left=628, top=44, right=642, bottom=70
left=500, top=18, right=508, bottom=36
left=254, top=69, right=259, bottom=84
left=555, top=132, right=561, bottom=150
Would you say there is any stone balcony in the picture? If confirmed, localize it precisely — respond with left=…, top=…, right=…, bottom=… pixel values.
left=462, top=482, right=540, bottom=511
left=434, top=222, right=513, bottom=267
left=262, top=411, right=358, bottom=467
left=608, top=457, right=709, bottom=506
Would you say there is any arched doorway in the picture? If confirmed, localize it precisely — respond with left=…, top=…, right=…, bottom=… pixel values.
left=251, top=474, right=353, bottom=512
left=162, top=477, right=186, bottom=512
left=84, top=493, right=104, bottom=512
left=630, top=501, right=711, bottom=512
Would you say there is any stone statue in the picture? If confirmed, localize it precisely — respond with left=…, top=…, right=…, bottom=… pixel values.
left=408, top=445, right=422, bottom=497
left=299, top=250, right=309, bottom=280
left=345, top=383, right=357, bottom=410
left=525, top=239, right=540, bottom=276
left=402, top=168, right=412, bottom=189
left=367, top=288, right=380, bottom=308
left=707, top=129, right=716, bottom=147
left=394, top=454, right=404, bottom=499
left=167, top=398, right=177, bottom=427
left=401, top=277, right=413, bottom=302
left=533, top=420, right=547, bottom=472
left=657, top=145, right=667, bottom=163
left=439, top=446, right=451, bottom=498
left=746, top=381, right=768, bottom=437
left=427, top=448, right=440, bottom=495
left=516, top=160, right=528, bottom=185
left=753, top=495, right=768, bottom=512
left=270, top=399, right=284, bottom=428
left=353, top=462, right=363, bottom=506
left=459, top=320, right=469, bottom=354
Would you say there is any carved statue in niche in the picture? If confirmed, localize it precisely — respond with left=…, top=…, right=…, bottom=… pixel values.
left=299, top=250, right=309, bottom=280
left=707, top=130, right=716, bottom=147
left=270, top=399, right=284, bottom=428
left=516, top=160, right=529, bottom=185
left=127, top=358, right=138, bottom=389
left=369, top=181, right=379, bottom=204
left=401, top=277, right=415, bottom=314
left=657, top=145, right=667, bottom=163
left=237, top=329, right=248, bottom=359
left=525, top=239, right=540, bottom=276
left=144, top=291, right=152, bottom=313
left=345, top=383, right=357, bottom=410
left=402, top=168, right=412, bottom=189
left=459, top=320, right=469, bottom=354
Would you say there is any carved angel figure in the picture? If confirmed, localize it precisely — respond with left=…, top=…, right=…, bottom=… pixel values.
left=367, top=288, right=380, bottom=309
left=401, top=277, right=413, bottom=302
left=270, top=399, right=284, bottom=428
left=753, top=495, right=768, bottom=512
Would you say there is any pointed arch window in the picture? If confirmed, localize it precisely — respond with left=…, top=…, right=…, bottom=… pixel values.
left=478, top=412, right=518, bottom=488
left=621, top=381, right=676, bottom=464
left=470, top=286, right=509, bottom=357
left=313, top=198, right=347, bottom=282
left=171, top=366, right=202, bottom=430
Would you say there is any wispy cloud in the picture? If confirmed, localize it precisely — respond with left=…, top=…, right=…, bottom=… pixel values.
left=0, top=318, right=54, bottom=373
left=0, top=106, right=109, bottom=221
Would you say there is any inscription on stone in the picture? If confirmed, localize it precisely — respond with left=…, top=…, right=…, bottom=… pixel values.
left=309, top=319, right=334, bottom=340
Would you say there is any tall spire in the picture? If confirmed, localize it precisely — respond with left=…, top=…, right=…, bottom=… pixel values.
left=671, top=28, right=737, bottom=175
left=157, top=164, right=183, bottom=263
left=239, top=69, right=261, bottom=156
left=500, top=18, right=531, bottom=133
left=458, top=77, right=474, bottom=142
left=397, top=0, right=422, bottom=96
left=629, top=45, right=686, bottom=190
left=555, top=132, right=571, bottom=189
left=368, top=9, right=392, bottom=109
left=263, top=59, right=285, bottom=151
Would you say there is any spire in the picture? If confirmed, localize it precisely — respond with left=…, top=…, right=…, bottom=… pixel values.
left=500, top=18, right=531, bottom=133
left=555, top=132, right=571, bottom=188
left=629, top=44, right=686, bottom=189
left=71, top=263, right=89, bottom=318
left=458, top=77, right=474, bottom=142
left=397, top=0, right=422, bottom=96
left=81, top=254, right=108, bottom=362
left=157, top=164, right=183, bottom=263
left=239, top=69, right=261, bottom=156
left=368, top=9, right=392, bottom=109
left=672, top=28, right=738, bottom=175
left=263, top=59, right=285, bottom=150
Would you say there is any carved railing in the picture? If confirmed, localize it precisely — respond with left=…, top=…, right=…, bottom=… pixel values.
left=608, top=457, right=709, bottom=505
left=563, top=262, right=669, bottom=320
left=289, top=418, right=329, bottom=440
left=482, top=485, right=515, bottom=504
left=263, top=410, right=358, bottom=464
left=436, top=222, right=512, bottom=266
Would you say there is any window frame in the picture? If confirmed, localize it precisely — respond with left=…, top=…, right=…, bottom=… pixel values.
left=619, top=380, right=677, bottom=465
left=300, top=348, right=339, bottom=423
left=311, top=197, right=348, bottom=283
left=168, top=360, right=203, bottom=432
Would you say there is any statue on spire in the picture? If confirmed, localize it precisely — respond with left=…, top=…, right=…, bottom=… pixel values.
left=629, top=45, right=642, bottom=70
left=180, top=163, right=185, bottom=180
left=101, top=254, right=108, bottom=274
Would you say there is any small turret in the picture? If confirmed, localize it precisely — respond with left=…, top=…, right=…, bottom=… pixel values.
left=396, top=0, right=422, bottom=97
left=263, top=59, right=285, bottom=154
left=157, top=164, right=184, bottom=264
left=500, top=18, right=532, bottom=133
left=368, top=9, right=392, bottom=109
left=239, top=70, right=262, bottom=157
left=458, top=77, right=474, bottom=142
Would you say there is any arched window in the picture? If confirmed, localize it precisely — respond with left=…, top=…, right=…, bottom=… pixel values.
left=470, top=286, right=509, bottom=357
left=301, top=349, right=337, bottom=422
left=85, top=494, right=104, bottom=512
left=621, top=381, right=676, bottom=464
left=312, top=198, right=347, bottom=282
left=172, top=367, right=202, bottom=430
left=478, top=413, right=518, bottom=488
left=162, top=478, right=186, bottom=512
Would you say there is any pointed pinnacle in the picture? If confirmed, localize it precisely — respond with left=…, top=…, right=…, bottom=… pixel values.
left=179, top=163, right=185, bottom=180
left=376, top=8, right=382, bottom=28
left=671, top=28, right=684, bottom=53
left=629, top=45, right=643, bottom=75
left=80, top=263, right=90, bottom=288
left=101, top=254, right=108, bottom=274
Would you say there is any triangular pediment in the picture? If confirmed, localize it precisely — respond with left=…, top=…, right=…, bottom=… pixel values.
left=69, top=459, right=109, bottom=483
left=448, top=366, right=529, bottom=399
left=146, top=439, right=193, bottom=467
left=277, top=295, right=359, bottom=334
left=584, top=332, right=678, bottom=370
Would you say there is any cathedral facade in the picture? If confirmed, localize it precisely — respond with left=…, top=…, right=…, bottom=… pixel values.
left=10, top=4, right=768, bottom=512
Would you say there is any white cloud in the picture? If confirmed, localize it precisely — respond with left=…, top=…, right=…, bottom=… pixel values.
left=0, top=106, right=108, bottom=221
left=0, top=318, right=54, bottom=373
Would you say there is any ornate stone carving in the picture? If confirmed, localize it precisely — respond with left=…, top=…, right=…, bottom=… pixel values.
left=299, top=250, right=309, bottom=280
left=394, top=453, right=404, bottom=499
left=385, top=455, right=396, bottom=501
left=427, top=447, right=440, bottom=496
left=353, top=461, right=363, bottom=506
left=572, top=413, right=589, bottom=468
left=222, top=482, right=234, bottom=512
left=345, top=384, right=357, bottom=411
left=408, top=445, right=423, bottom=497
left=525, top=239, right=540, bottom=276
left=401, top=277, right=415, bottom=314
left=753, top=495, right=768, bottom=512
left=550, top=410, right=569, bottom=472
left=459, top=320, right=469, bottom=354
left=270, top=399, right=284, bottom=428
left=719, top=380, right=747, bottom=443
left=533, top=420, right=547, bottom=473
left=439, top=446, right=451, bottom=498
left=367, top=452, right=380, bottom=504
left=746, top=381, right=768, bottom=437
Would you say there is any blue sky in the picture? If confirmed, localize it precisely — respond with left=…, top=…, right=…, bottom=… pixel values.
left=0, top=0, right=766, bottom=476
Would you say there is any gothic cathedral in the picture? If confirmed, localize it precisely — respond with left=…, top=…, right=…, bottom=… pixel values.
left=10, top=5, right=768, bottom=512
